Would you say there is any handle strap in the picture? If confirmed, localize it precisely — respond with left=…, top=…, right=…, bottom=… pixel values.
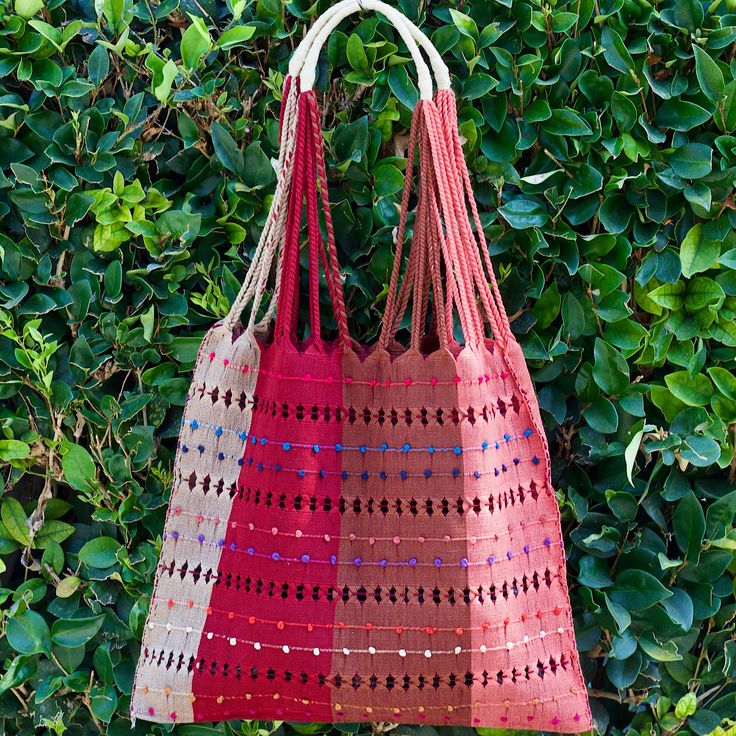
left=298, top=0, right=433, bottom=99
left=289, top=0, right=451, bottom=91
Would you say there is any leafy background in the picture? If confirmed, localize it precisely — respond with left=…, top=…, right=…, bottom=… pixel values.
left=1, top=0, right=736, bottom=735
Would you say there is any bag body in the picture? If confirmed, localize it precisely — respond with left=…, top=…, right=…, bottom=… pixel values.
left=131, top=3, right=592, bottom=731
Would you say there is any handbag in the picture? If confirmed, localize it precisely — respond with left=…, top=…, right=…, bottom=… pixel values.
left=131, top=2, right=592, bottom=731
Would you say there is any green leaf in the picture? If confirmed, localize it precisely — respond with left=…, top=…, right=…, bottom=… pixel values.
left=373, top=164, right=403, bottom=197
left=593, top=338, right=630, bottom=395
left=675, top=693, right=697, bottom=719
left=673, top=491, right=705, bottom=561
left=680, top=223, right=721, bottom=278
left=609, top=570, right=673, bottom=610
left=60, top=440, right=96, bottom=492
left=655, top=100, right=712, bottom=131
left=669, top=143, right=713, bottom=179
left=88, top=45, right=109, bottom=85
left=211, top=122, right=244, bottom=176
left=664, top=371, right=713, bottom=406
left=14, top=0, right=43, bottom=18
left=693, top=46, right=725, bottom=104
left=180, top=16, right=211, bottom=71
left=449, top=9, right=478, bottom=41
left=0, top=439, right=30, bottom=462
left=601, top=25, right=634, bottom=72
left=705, top=490, right=736, bottom=539
left=708, top=367, right=736, bottom=400
left=541, top=108, right=592, bottom=136
left=216, top=25, right=255, bottom=50
left=387, top=64, right=418, bottom=110
left=51, top=616, right=105, bottom=648
left=333, top=116, right=369, bottom=163
left=78, top=537, right=121, bottom=568
left=498, top=197, right=548, bottom=228
left=6, top=611, right=52, bottom=656
left=243, top=142, right=274, bottom=189
left=346, top=33, right=368, bottom=72
left=639, top=634, right=682, bottom=661
left=1, top=497, right=30, bottom=546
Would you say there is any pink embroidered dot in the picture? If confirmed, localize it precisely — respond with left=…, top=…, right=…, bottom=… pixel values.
left=304, top=373, right=312, bottom=380
left=148, top=708, right=155, bottom=716
left=348, top=533, right=356, bottom=541
left=431, top=377, right=438, bottom=385
left=222, top=359, right=229, bottom=367
left=404, top=377, right=412, bottom=386
left=345, top=376, right=353, bottom=383
left=500, top=717, right=508, bottom=723
left=500, top=370, right=508, bottom=379
left=325, top=376, right=333, bottom=384
left=552, top=717, right=561, bottom=725
left=209, top=352, right=215, bottom=361
left=369, top=379, right=378, bottom=388
left=174, top=506, right=182, bottom=515
left=574, top=714, right=581, bottom=721
left=453, top=375, right=461, bottom=384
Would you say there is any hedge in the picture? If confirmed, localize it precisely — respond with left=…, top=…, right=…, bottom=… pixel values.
left=1, top=0, right=735, bottom=734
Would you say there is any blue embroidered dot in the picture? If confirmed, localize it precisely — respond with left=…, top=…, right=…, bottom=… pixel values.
left=247, top=457, right=253, bottom=466
left=298, top=469, right=306, bottom=478
left=380, top=559, right=388, bottom=567
left=507, top=551, right=513, bottom=560
left=361, top=471, right=369, bottom=481
left=232, top=543, right=239, bottom=552
left=282, top=442, right=291, bottom=451
left=408, top=557, right=417, bottom=567
left=513, top=457, right=520, bottom=465
left=329, top=555, right=337, bottom=566
left=400, top=470, right=408, bottom=480
left=319, top=469, right=327, bottom=478
left=402, top=443, right=411, bottom=453
left=524, top=428, right=533, bottom=438
left=379, top=471, right=387, bottom=481
left=424, top=469, right=432, bottom=479
left=481, top=441, right=489, bottom=451
left=427, top=446, right=435, bottom=455
left=335, top=443, right=343, bottom=452
left=190, top=420, right=198, bottom=430
left=237, top=458, right=244, bottom=466
left=501, top=464, right=507, bottom=472
left=312, top=444, right=320, bottom=454
left=257, top=463, right=264, bottom=472
left=487, top=555, right=495, bottom=565
left=215, top=426, right=223, bottom=437
left=533, top=456, right=540, bottom=465
left=162, top=533, right=168, bottom=541
left=359, top=446, right=367, bottom=454
left=504, top=433, right=511, bottom=442
left=495, top=442, right=500, bottom=450
left=453, top=446, right=462, bottom=455
left=260, top=437, right=267, bottom=446
left=251, top=436, right=258, bottom=445
left=217, top=452, right=225, bottom=461
left=544, top=537, right=552, bottom=547
left=380, top=443, right=388, bottom=452
left=460, top=557, right=469, bottom=568
left=523, top=545, right=530, bottom=554
left=341, top=470, right=349, bottom=480
left=494, top=468, right=500, bottom=477
left=197, top=534, right=205, bottom=544
left=434, top=557, right=442, bottom=568
left=170, top=531, right=179, bottom=540
left=197, top=445, right=205, bottom=453
left=354, top=557, right=362, bottom=567
left=473, top=470, right=481, bottom=479
left=239, top=431, right=247, bottom=441
left=274, top=464, right=281, bottom=472
left=301, top=554, right=310, bottom=563
left=271, top=552, right=280, bottom=561
left=182, top=445, right=189, bottom=453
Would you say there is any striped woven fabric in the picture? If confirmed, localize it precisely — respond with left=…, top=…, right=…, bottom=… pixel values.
left=130, top=3, right=592, bottom=731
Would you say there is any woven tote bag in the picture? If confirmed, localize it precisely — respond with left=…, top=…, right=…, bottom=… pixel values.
left=131, top=3, right=592, bottom=731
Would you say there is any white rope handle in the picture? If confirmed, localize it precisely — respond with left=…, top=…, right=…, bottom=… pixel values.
left=289, top=0, right=451, bottom=91
left=299, top=1, right=434, bottom=99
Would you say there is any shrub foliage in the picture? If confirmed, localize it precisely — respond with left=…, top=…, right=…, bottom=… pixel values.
left=1, top=0, right=736, bottom=734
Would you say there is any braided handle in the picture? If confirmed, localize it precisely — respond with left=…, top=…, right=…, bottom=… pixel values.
left=298, top=0, right=433, bottom=99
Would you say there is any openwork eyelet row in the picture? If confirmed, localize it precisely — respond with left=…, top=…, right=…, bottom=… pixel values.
left=135, top=684, right=584, bottom=726
left=182, top=418, right=535, bottom=456
left=229, top=481, right=550, bottom=515
left=172, top=505, right=549, bottom=544
left=156, top=563, right=563, bottom=603
left=147, top=620, right=571, bottom=656
left=209, top=351, right=509, bottom=388
left=159, top=597, right=565, bottom=633
left=240, top=455, right=541, bottom=480
left=163, top=532, right=557, bottom=569
left=193, top=383, right=521, bottom=423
